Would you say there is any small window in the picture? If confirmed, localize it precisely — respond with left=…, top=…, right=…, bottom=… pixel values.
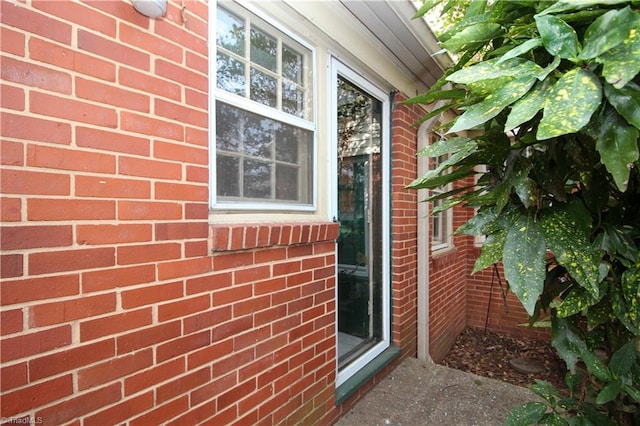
left=429, top=132, right=453, bottom=251
left=213, top=3, right=315, bottom=209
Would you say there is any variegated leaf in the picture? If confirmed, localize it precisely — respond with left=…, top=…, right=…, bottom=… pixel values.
left=579, top=6, right=640, bottom=60
left=554, top=286, right=598, bottom=318
left=416, top=136, right=475, bottom=157
left=596, top=22, right=640, bottom=89
left=472, top=230, right=507, bottom=273
left=540, top=206, right=601, bottom=299
left=446, top=58, right=543, bottom=85
left=505, top=80, right=551, bottom=132
left=537, top=68, right=602, bottom=140
left=621, top=265, right=640, bottom=330
left=537, top=0, right=629, bottom=16
left=535, top=15, right=580, bottom=59
left=503, top=215, right=546, bottom=316
left=441, top=23, right=503, bottom=53
left=449, top=78, right=536, bottom=133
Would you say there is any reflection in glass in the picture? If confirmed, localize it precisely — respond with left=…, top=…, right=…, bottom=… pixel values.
left=282, top=83, right=304, bottom=117
left=216, top=155, right=240, bottom=197
left=250, top=68, right=277, bottom=107
left=216, top=102, right=241, bottom=152
left=217, top=7, right=244, bottom=55
left=276, top=165, right=298, bottom=200
left=283, top=45, right=302, bottom=83
left=250, top=28, right=277, bottom=72
left=244, top=159, right=271, bottom=198
left=245, top=115, right=274, bottom=159
left=275, top=124, right=299, bottom=163
left=216, top=102, right=312, bottom=203
left=217, top=53, right=245, bottom=96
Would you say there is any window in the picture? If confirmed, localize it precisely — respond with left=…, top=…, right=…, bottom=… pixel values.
left=429, top=131, right=453, bottom=251
left=213, top=3, right=315, bottom=209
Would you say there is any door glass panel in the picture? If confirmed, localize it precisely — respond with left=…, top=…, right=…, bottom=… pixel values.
left=336, top=76, right=383, bottom=369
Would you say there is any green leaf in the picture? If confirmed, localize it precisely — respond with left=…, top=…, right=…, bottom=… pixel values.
left=415, top=102, right=461, bottom=127
left=537, top=68, right=602, bottom=140
left=449, top=78, right=536, bottom=133
left=407, top=166, right=475, bottom=190
left=552, top=315, right=585, bottom=372
left=565, top=372, right=579, bottom=395
left=596, top=107, right=640, bottom=191
left=441, top=22, right=503, bottom=53
left=555, top=286, right=598, bottom=318
left=503, top=214, right=546, bottom=316
left=624, top=384, right=640, bottom=402
left=457, top=207, right=498, bottom=236
left=581, top=349, right=612, bottom=381
left=447, top=58, right=543, bottom=84
left=579, top=7, right=640, bottom=60
left=531, top=380, right=563, bottom=403
left=402, top=89, right=467, bottom=105
left=496, top=38, right=543, bottom=64
left=596, top=381, right=621, bottom=405
left=611, top=283, right=640, bottom=335
left=537, top=0, right=629, bottom=16
left=596, top=22, right=640, bottom=89
left=609, top=338, right=638, bottom=377
left=417, top=137, right=475, bottom=157
left=604, top=82, right=640, bottom=130
left=620, top=267, right=640, bottom=330
left=541, top=412, right=569, bottom=426
left=535, top=15, right=580, bottom=59
left=413, top=0, right=444, bottom=19
left=505, top=79, right=550, bottom=132
left=505, top=402, right=547, bottom=426
left=472, top=230, right=507, bottom=273
left=540, top=206, right=601, bottom=298
left=513, top=161, right=537, bottom=208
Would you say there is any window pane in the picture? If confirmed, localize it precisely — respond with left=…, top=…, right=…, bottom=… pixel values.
left=217, top=52, right=245, bottom=96
left=250, top=28, right=277, bottom=71
left=283, top=45, right=303, bottom=83
left=217, top=155, right=240, bottom=197
left=216, top=102, right=242, bottom=152
left=245, top=115, right=274, bottom=159
left=217, top=8, right=244, bottom=55
left=276, top=165, right=298, bottom=200
left=275, top=123, right=299, bottom=163
left=250, top=68, right=277, bottom=107
left=244, top=159, right=271, bottom=198
left=282, top=83, right=304, bottom=118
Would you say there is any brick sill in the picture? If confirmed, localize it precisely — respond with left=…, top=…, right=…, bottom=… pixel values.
left=210, top=222, right=339, bottom=252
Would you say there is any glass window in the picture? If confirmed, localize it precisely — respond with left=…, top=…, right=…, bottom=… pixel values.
left=214, top=3, right=314, bottom=208
left=430, top=132, right=453, bottom=251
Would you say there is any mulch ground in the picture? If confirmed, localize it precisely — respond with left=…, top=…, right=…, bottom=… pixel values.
left=439, top=327, right=568, bottom=392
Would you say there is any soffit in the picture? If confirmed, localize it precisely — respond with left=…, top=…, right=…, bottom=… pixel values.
left=338, top=0, right=451, bottom=89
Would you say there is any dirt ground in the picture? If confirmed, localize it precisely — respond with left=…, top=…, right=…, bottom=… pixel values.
left=336, top=328, right=563, bottom=426
left=440, top=327, right=567, bottom=392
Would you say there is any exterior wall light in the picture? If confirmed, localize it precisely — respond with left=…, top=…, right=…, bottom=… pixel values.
left=131, top=0, right=167, bottom=18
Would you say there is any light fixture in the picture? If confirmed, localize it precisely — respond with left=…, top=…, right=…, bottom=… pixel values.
left=131, top=0, right=167, bottom=18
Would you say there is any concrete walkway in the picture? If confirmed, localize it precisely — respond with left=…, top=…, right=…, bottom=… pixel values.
left=336, top=357, right=540, bottom=426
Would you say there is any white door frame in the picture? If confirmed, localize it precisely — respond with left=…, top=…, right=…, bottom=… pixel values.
left=330, top=56, right=391, bottom=387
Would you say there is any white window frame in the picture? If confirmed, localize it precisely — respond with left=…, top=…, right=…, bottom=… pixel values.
left=209, top=0, right=317, bottom=211
left=419, top=126, right=453, bottom=254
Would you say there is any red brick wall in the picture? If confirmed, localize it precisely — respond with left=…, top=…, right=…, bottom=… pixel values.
left=0, top=1, right=343, bottom=424
left=390, top=94, right=421, bottom=355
